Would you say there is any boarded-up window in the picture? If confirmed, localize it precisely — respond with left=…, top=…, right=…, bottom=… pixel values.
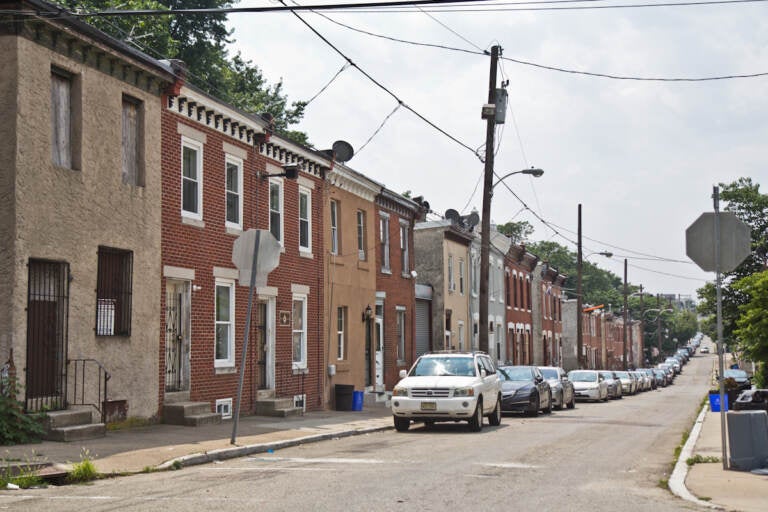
left=96, top=247, right=132, bottom=336
left=51, top=69, right=72, bottom=168
left=122, top=96, right=143, bottom=186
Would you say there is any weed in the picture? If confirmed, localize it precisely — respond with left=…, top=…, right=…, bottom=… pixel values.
left=0, top=377, right=45, bottom=445
left=686, top=454, right=721, bottom=466
left=170, top=460, right=182, bottom=470
left=0, top=460, right=45, bottom=489
left=67, top=449, right=98, bottom=483
left=140, top=466, right=158, bottom=473
left=658, top=478, right=669, bottom=490
left=106, top=417, right=153, bottom=431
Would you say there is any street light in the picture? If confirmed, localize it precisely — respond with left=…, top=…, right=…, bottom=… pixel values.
left=576, top=249, right=612, bottom=368
left=478, top=167, right=544, bottom=354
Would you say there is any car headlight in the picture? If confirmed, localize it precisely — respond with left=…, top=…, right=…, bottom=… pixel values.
left=392, top=387, right=408, bottom=397
left=453, top=387, right=475, bottom=397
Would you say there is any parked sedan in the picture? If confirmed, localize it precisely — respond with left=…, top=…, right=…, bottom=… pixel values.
left=568, top=370, right=609, bottom=402
left=499, top=366, right=553, bottom=417
left=652, top=368, right=668, bottom=387
left=614, top=371, right=637, bottom=395
left=539, top=366, right=576, bottom=410
left=599, top=371, right=622, bottom=399
left=723, top=369, right=752, bottom=391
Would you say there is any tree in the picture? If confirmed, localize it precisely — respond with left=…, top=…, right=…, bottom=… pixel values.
left=733, top=270, right=768, bottom=362
left=54, top=1, right=308, bottom=143
left=497, top=220, right=533, bottom=244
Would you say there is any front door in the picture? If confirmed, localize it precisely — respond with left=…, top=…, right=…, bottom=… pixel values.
left=165, top=281, right=190, bottom=393
left=374, top=316, right=384, bottom=389
left=25, top=259, right=69, bottom=412
left=255, top=299, right=276, bottom=390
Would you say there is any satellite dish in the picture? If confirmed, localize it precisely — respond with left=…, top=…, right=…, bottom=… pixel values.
left=445, top=209, right=460, bottom=223
left=465, top=212, right=480, bottom=229
left=332, top=140, right=354, bottom=163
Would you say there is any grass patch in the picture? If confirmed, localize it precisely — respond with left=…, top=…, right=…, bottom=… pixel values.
left=0, top=461, right=46, bottom=489
left=140, top=466, right=158, bottom=474
left=170, top=460, right=182, bottom=470
left=673, top=431, right=690, bottom=460
left=686, top=454, right=720, bottom=466
left=658, top=478, right=669, bottom=490
left=67, top=449, right=98, bottom=483
left=106, top=417, right=153, bottom=431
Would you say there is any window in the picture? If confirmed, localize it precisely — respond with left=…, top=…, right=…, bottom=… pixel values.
left=51, top=68, right=73, bottom=168
left=399, top=221, right=409, bottom=275
left=458, top=322, right=465, bottom=351
left=181, top=137, right=203, bottom=219
left=292, top=295, right=307, bottom=369
left=505, top=271, right=511, bottom=306
left=471, top=254, right=479, bottom=295
left=459, top=259, right=465, bottom=295
left=299, top=187, right=311, bottom=252
left=96, top=247, right=132, bottom=336
left=122, top=95, right=143, bottom=186
left=337, top=306, right=346, bottom=360
left=269, top=179, right=283, bottom=244
left=380, top=213, right=390, bottom=271
left=357, top=210, right=366, bottom=260
left=215, top=280, right=235, bottom=367
left=215, top=398, right=232, bottom=419
left=330, top=200, right=339, bottom=255
left=225, top=156, right=243, bottom=228
left=448, top=255, right=454, bottom=292
left=396, top=309, right=406, bottom=362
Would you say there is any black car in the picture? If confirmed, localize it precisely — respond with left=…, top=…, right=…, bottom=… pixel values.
left=723, top=369, right=752, bottom=391
left=499, top=366, right=552, bottom=417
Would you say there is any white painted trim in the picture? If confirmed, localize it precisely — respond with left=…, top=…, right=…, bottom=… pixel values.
left=297, top=175, right=315, bottom=189
left=164, top=265, right=195, bottom=280
left=177, top=122, right=207, bottom=143
left=222, top=141, right=247, bottom=160
left=257, top=286, right=278, bottom=298
left=291, top=284, right=310, bottom=295
left=213, top=267, right=239, bottom=279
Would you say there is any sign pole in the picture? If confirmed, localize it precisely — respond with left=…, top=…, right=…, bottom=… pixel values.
left=713, top=186, right=728, bottom=470
left=231, top=232, right=261, bottom=445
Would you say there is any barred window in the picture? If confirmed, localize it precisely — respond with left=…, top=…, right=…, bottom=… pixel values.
left=96, top=247, right=132, bottom=336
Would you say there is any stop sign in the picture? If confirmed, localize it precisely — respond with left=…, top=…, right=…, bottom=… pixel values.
left=686, top=212, right=751, bottom=272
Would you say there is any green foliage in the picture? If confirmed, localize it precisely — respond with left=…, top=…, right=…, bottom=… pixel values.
left=686, top=454, right=721, bottom=466
left=497, top=220, right=534, bottom=244
left=733, top=270, right=768, bottom=362
left=67, top=449, right=98, bottom=483
left=0, top=463, right=45, bottom=489
left=0, top=377, right=45, bottom=445
left=752, top=362, right=766, bottom=388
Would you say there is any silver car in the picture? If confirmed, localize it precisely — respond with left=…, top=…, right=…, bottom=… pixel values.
left=599, top=370, right=623, bottom=399
left=568, top=370, right=609, bottom=402
left=539, top=366, right=576, bottom=410
left=614, top=371, right=637, bottom=395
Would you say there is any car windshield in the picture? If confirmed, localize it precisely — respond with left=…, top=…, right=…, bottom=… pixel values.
left=499, top=367, right=534, bottom=381
left=724, top=369, right=748, bottom=379
left=615, top=371, right=629, bottom=378
left=569, top=371, right=597, bottom=382
left=600, top=372, right=613, bottom=379
left=540, top=368, right=559, bottom=380
left=411, top=357, right=476, bottom=377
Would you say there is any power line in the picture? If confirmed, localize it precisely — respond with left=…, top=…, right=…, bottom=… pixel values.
left=336, top=0, right=768, bottom=12
left=305, top=63, right=351, bottom=105
left=356, top=102, right=403, bottom=155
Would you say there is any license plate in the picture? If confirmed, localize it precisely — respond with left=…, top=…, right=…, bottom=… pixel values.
left=420, top=401, right=437, bottom=411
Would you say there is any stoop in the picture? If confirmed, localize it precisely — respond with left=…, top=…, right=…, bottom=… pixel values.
left=44, top=409, right=106, bottom=442
left=255, top=396, right=304, bottom=417
left=163, top=401, right=222, bottom=426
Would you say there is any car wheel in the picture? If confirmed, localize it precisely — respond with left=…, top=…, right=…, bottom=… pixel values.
left=567, top=392, right=576, bottom=409
left=488, top=396, right=502, bottom=426
left=423, top=420, right=435, bottom=430
left=602, top=389, right=609, bottom=402
left=468, top=399, right=484, bottom=432
left=555, top=390, right=564, bottom=410
left=394, top=416, right=410, bottom=432
left=617, top=389, right=623, bottom=399
left=543, top=392, right=553, bottom=414
left=526, top=394, right=540, bottom=417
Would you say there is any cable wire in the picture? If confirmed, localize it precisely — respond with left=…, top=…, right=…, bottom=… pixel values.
left=305, top=63, right=351, bottom=105
left=356, top=102, right=403, bottom=155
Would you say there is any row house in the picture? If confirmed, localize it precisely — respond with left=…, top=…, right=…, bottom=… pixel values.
left=0, top=2, right=177, bottom=421
left=531, top=262, right=566, bottom=367
left=414, top=219, right=473, bottom=353
left=505, top=244, right=538, bottom=365
left=160, top=83, right=331, bottom=417
left=562, top=305, right=643, bottom=371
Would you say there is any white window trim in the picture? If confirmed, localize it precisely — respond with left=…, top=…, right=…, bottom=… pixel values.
left=459, top=258, right=465, bottom=295
left=396, top=307, right=406, bottom=362
left=330, top=200, right=339, bottom=255
left=448, top=254, right=455, bottom=292
left=225, top=154, right=243, bottom=230
left=269, top=178, right=284, bottom=246
left=181, top=136, right=203, bottom=221
left=357, top=210, right=366, bottom=261
left=399, top=220, right=409, bottom=276
left=337, top=306, right=345, bottom=361
left=214, top=279, right=235, bottom=368
left=292, top=293, right=308, bottom=370
left=299, top=186, right=312, bottom=253
left=380, top=211, right=390, bottom=272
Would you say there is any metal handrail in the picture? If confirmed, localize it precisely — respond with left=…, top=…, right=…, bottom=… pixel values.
left=67, top=358, right=111, bottom=423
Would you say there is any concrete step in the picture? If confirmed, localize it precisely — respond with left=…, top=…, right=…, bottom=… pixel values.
left=163, top=401, right=214, bottom=425
left=45, top=409, right=92, bottom=429
left=255, top=406, right=304, bottom=418
left=255, top=398, right=294, bottom=412
left=44, top=423, right=106, bottom=442
left=183, top=413, right=222, bottom=427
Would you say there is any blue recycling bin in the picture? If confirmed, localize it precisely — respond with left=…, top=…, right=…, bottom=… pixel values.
left=352, top=390, right=364, bottom=411
left=709, top=392, right=729, bottom=412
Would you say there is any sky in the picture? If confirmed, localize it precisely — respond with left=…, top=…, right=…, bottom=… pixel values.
left=223, top=0, right=768, bottom=300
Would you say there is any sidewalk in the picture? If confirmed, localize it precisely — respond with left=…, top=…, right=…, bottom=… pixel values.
left=1, top=402, right=393, bottom=476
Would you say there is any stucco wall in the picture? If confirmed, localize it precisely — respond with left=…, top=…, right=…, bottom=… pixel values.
left=414, top=226, right=445, bottom=350
left=443, top=238, right=469, bottom=350
left=12, top=35, right=164, bottom=418
left=0, top=35, right=18, bottom=365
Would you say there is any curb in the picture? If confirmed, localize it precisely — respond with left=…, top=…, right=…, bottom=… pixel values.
left=156, top=423, right=393, bottom=471
left=668, top=403, right=724, bottom=510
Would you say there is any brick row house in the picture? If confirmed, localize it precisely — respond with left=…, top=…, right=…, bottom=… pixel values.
left=505, top=244, right=538, bottom=365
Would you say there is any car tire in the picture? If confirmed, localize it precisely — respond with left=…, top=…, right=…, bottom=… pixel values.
left=543, top=392, right=553, bottom=414
left=526, top=394, right=540, bottom=417
left=602, top=390, right=609, bottom=402
left=423, top=420, right=435, bottom=430
left=394, top=416, right=410, bottom=432
left=468, top=399, right=484, bottom=432
left=617, top=390, right=623, bottom=399
left=567, top=392, right=576, bottom=409
left=555, top=390, right=564, bottom=410
left=488, top=396, right=502, bottom=426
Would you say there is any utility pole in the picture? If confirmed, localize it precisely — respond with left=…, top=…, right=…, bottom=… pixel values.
left=657, top=293, right=662, bottom=359
left=638, top=284, right=644, bottom=365
left=478, top=45, right=500, bottom=354
left=576, top=204, right=583, bottom=368
left=622, top=258, right=628, bottom=370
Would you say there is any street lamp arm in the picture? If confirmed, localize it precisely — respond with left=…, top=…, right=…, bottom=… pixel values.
left=492, top=167, right=543, bottom=189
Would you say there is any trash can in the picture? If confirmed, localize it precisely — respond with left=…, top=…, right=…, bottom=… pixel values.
left=335, top=384, right=354, bottom=411
left=709, top=392, right=729, bottom=412
left=352, top=390, right=364, bottom=411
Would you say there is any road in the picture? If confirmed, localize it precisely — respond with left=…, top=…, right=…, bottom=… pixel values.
left=2, top=353, right=713, bottom=512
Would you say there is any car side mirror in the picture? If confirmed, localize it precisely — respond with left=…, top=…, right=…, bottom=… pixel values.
left=480, top=368, right=487, bottom=378
left=399, top=369, right=407, bottom=379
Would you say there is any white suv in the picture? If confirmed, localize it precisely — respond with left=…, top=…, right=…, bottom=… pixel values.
left=391, top=352, right=502, bottom=432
